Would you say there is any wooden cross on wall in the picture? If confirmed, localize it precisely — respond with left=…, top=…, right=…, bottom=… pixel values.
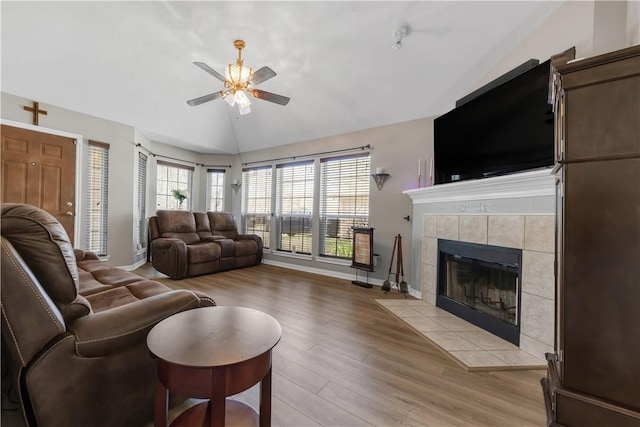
left=23, top=101, right=48, bottom=126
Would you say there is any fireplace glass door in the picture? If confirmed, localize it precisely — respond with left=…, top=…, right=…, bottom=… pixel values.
left=437, top=240, right=522, bottom=345
left=442, top=255, right=519, bottom=325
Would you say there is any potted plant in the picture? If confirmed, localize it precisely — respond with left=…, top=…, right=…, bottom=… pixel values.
left=171, top=189, right=189, bottom=208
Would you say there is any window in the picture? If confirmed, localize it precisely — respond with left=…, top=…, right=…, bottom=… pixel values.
left=242, top=166, right=272, bottom=249
left=276, top=161, right=314, bottom=254
left=319, top=154, right=370, bottom=259
left=207, top=169, right=225, bottom=212
left=156, top=160, right=193, bottom=210
left=136, top=152, right=147, bottom=251
left=86, top=140, right=109, bottom=256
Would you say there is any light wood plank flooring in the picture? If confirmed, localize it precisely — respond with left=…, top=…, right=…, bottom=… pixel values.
left=139, top=263, right=547, bottom=427
left=2, top=263, right=547, bottom=426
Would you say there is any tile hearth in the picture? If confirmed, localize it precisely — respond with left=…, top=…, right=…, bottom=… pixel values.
left=375, top=299, right=545, bottom=371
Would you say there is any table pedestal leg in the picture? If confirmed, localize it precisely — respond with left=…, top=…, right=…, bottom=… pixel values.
left=211, top=367, right=226, bottom=427
left=260, top=365, right=272, bottom=427
left=154, top=381, right=169, bottom=427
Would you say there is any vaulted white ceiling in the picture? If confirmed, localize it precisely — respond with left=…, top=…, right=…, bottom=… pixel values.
left=1, top=1, right=563, bottom=154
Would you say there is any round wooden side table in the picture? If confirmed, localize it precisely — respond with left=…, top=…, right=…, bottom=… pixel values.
left=147, top=306, right=282, bottom=427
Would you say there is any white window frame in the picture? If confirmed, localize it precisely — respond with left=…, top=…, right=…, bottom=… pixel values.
left=207, top=168, right=225, bottom=212
left=319, top=153, right=370, bottom=259
left=86, top=140, right=109, bottom=256
left=136, top=152, right=148, bottom=252
left=156, top=160, right=193, bottom=211
left=241, top=166, right=272, bottom=249
left=275, top=161, right=314, bottom=255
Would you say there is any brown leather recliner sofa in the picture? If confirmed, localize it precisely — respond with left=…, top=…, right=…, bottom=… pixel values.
left=0, top=203, right=215, bottom=427
left=149, top=210, right=263, bottom=279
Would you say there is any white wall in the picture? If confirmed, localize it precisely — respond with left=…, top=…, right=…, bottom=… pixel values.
left=2, top=92, right=138, bottom=267
left=2, top=0, right=637, bottom=273
left=406, top=0, right=639, bottom=294
left=236, top=117, right=432, bottom=285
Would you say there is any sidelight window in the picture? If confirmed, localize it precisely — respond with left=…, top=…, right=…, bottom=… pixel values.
left=207, top=169, right=225, bottom=212
left=86, top=140, right=109, bottom=256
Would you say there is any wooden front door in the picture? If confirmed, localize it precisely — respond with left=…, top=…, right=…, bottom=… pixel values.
left=1, top=125, right=77, bottom=242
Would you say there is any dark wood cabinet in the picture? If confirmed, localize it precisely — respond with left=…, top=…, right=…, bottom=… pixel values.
left=544, top=45, right=640, bottom=427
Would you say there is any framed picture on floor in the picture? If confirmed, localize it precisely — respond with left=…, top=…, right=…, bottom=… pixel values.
left=351, top=227, right=374, bottom=272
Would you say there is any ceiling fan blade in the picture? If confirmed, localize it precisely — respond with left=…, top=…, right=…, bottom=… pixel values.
left=248, top=66, right=277, bottom=86
left=193, top=62, right=226, bottom=83
left=249, top=89, right=291, bottom=105
left=250, top=89, right=290, bottom=106
left=187, top=92, right=222, bottom=106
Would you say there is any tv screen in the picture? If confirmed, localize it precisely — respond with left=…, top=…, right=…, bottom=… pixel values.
left=434, top=59, right=554, bottom=185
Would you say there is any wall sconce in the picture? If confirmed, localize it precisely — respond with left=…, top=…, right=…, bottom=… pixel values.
left=231, top=180, right=241, bottom=194
left=371, top=168, right=390, bottom=190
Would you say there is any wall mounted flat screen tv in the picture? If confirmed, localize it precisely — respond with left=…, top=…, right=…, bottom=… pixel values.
left=434, top=59, right=554, bottom=185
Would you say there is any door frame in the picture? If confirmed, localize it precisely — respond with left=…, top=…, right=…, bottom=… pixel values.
left=1, top=119, right=84, bottom=246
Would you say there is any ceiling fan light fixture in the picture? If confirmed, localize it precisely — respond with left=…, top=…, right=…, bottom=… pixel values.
left=235, top=90, right=251, bottom=107
left=225, top=63, right=252, bottom=86
left=188, top=39, right=290, bottom=112
left=223, top=91, right=236, bottom=106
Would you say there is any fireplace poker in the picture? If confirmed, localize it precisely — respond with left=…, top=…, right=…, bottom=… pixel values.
left=382, top=235, right=397, bottom=292
left=398, top=235, right=408, bottom=296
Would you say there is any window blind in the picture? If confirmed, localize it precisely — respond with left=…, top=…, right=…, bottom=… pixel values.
left=319, top=153, right=370, bottom=258
left=242, top=166, right=272, bottom=249
left=276, top=161, right=314, bottom=254
left=156, top=161, right=192, bottom=210
left=86, top=140, right=110, bottom=256
left=207, top=168, right=225, bottom=212
left=137, top=152, right=147, bottom=250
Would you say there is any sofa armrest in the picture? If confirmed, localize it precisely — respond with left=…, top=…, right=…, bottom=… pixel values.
left=236, top=234, right=263, bottom=249
left=152, top=237, right=186, bottom=250
left=150, top=238, right=188, bottom=279
left=236, top=234, right=264, bottom=262
left=69, top=290, right=208, bottom=357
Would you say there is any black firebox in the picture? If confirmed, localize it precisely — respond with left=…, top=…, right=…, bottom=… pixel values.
left=436, top=239, right=522, bottom=345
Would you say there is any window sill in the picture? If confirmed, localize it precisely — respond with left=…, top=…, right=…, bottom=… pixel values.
left=316, top=256, right=351, bottom=267
left=272, top=251, right=313, bottom=261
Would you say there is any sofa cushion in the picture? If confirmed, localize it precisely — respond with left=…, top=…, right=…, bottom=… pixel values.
left=76, top=258, right=148, bottom=295
left=187, top=242, right=221, bottom=264
left=86, top=280, right=174, bottom=313
left=77, top=270, right=113, bottom=296
left=194, top=212, right=214, bottom=240
left=1, top=203, right=90, bottom=321
left=208, top=212, right=239, bottom=239
left=157, top=210, right=201, bottom=244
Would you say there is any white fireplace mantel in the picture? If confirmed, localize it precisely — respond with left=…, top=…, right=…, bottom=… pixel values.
left=404, top=167, right=557, bottom=358
left=403, top=168, right=557, bottom=205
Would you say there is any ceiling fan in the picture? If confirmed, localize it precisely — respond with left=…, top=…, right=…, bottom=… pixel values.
left=187, top=40, right=290, bottom=115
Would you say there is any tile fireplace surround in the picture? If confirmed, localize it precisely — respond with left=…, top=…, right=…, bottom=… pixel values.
left=404, top=169, right=556, bottom=359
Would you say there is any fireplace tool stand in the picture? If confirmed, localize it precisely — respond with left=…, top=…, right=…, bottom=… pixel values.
left=382, top=234, right=409, bottom=297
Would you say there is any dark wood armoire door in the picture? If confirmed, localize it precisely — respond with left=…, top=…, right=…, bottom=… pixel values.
left=544, top=45, right=640, bottom=427
left=1, top=124, right=77, bottom=241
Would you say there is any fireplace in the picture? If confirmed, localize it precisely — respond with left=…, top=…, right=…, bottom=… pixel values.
left=437, top=239, right=522, bottom=345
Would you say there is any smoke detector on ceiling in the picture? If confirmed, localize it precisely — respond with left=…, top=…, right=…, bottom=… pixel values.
left=392, top=25, right=410, bottom=50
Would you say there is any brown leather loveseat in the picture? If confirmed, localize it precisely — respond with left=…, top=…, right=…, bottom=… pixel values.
left=149, top=210, right=263, bottom=279
left=0, top=203, right=215, bottom=427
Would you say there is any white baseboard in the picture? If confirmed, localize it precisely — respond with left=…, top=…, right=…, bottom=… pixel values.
left=262, top=259, right=422, bottom=299
left=117, top=258, right=147, bottom=271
